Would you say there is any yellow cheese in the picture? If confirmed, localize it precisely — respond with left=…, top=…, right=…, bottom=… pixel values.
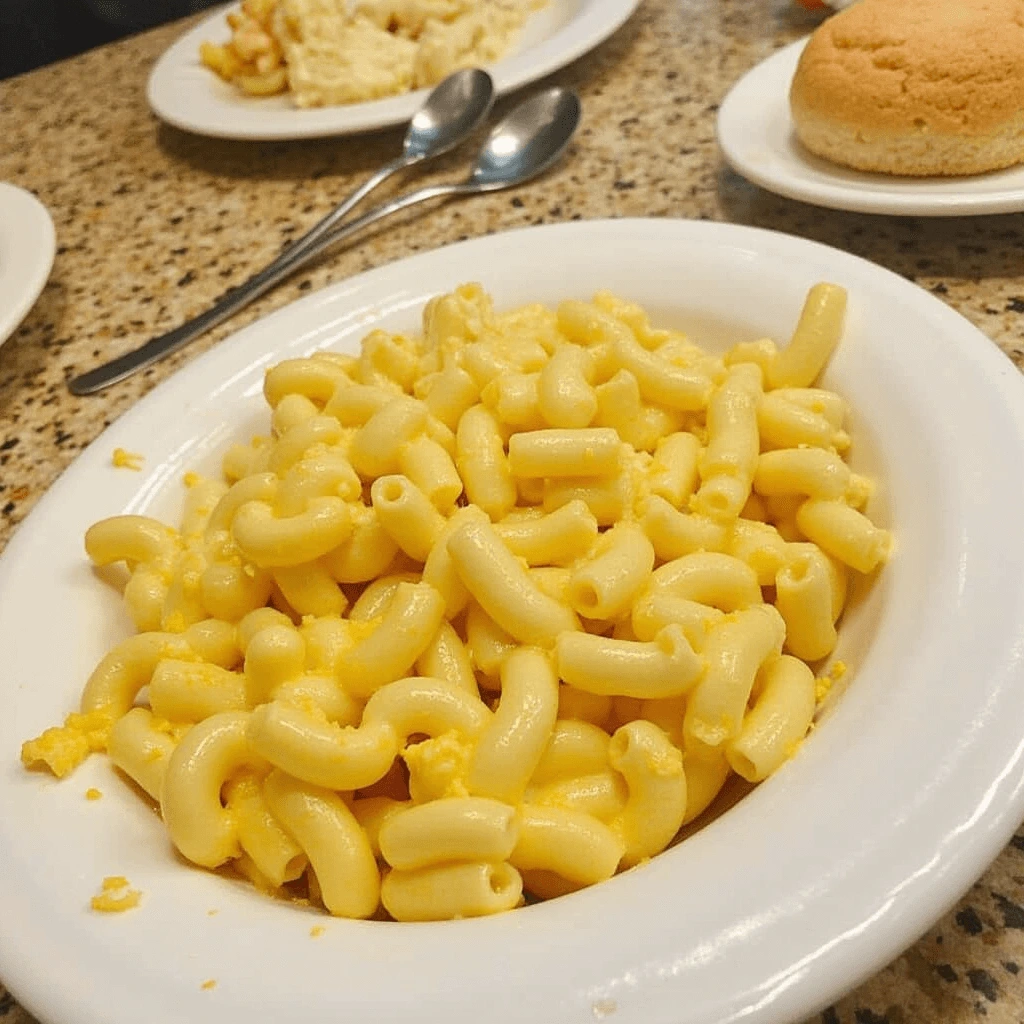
left=112, top=448, right=144, bottom=471
left=91, top=876, right=142, bottom=913
left=21, top=710, right=113, bottom=778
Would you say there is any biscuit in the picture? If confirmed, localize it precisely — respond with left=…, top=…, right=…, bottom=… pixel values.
left=789, top=0, right=1024, bottom=176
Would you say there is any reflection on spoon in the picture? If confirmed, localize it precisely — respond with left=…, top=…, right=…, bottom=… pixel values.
left=285, top=68, right=496, bottom=267
left=69, top=85, right=582, bottom=395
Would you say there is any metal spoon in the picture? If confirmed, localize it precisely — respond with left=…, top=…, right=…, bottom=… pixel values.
left=66, top=69, right=493, bottom=399
left=282, top=68, right=495, bottom=267
left=269, top=85, right=582, bottom=280
left=70, top=86, right=581, bottom=395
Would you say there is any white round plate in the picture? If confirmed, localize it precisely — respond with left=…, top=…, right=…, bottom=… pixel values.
left=3, top=219, right=1024, bottom=1024
left=717, top=38, right=1024, bottom=216
left=0, top=182, right=56, bottom=347
left=148, top=0, right=639, bottom=140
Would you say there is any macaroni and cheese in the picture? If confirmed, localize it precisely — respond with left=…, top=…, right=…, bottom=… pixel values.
left=201, top=0, right=547, bottom=107
left=23, top=281, right=891, bottom=921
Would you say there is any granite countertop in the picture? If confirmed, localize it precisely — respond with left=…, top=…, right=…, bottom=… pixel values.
left=4, top=0, right=1024, bottom=1021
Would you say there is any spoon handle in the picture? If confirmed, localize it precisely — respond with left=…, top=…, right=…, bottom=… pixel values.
left=68, top=179, right=460, bottom=395
left=281, top=153, right=415, bottom=268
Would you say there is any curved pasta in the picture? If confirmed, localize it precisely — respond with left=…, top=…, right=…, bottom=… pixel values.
left=382, top=861, right=523, bottom=922
left=263, top=770, right=380, bottom=919
left=692, top=363, right=763, bottom=521
left=378, top=797, right=519, bottom=870
left=567, top=521, right=654, bottom=620
left=264, top=357, right=349, bottom=409
left=232, top=496, right=353, bottom=568
left=631, top=590, right=724, bottom=646
left=321, top=504, right=399, bottom=584
left=335, top=581, right=446, bottom=698
left=767, top=283, right=847, bottom=390
left=149, top=659, right=248, bottom=722
left=416, top=620, right=478, bottom=697
left=225, top=772, right=308, bottom=887
left=508, top=428, right=619, bottom=479
left=796, top=499, right=892, bottom=573
left=530, top=771, right=628, bottom=822
left=537, top=344, right=597, bottom=428
left=555, top=625, right=703, bottom=699
left=609, top=720, right=687, bottom=866
left=684, top=604, right=787, bottom=748
left=494, top=499, right=598, bottom=567
left=82, top=631, right=191, bottom=718
left=775, top=544, right=839, bottom=661
left=347, top=396, right=428, bottom=479
left=161, top=711, right=268, bottom=868
left=648, top=551, right=762, bottom=613
left=510, top=805, right=624, bottom=885
left=467, top=647, right=559, bottom=803
left=247, top=676, right=490, bottom=791
left=726, top=655, right=816, bottom=782
left=247, top=702, right=394, bottom=790
left=29, top=280, right=890, bottom=923
left=243, top=622, right=306, bottom=705
left=447, top=509, right=580, bottom=648
left=85, top=515, right=177, bottom=568
left=268, top=416, right=345, bottom=476
left=456, top=405, right=516, bottom=520
left=371, top=474, right=447, bottom=563
left=107, top=707, right=177, bottom=801
left=531, top=720, right=612, bottom=786
left=642, top=496, right=730, bottom=562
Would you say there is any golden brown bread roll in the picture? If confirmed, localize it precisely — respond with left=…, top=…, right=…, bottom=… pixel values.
left=789, top=0, right=1024, bottom=176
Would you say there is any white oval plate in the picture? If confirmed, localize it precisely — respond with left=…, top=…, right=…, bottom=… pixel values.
left=717, top=38, right=1024, bottom=216
left=0, top=182, right=56, bottom=347
left=4, top=218, right=1024, bottom=1024
left=148, top=0, right=639, bottom=140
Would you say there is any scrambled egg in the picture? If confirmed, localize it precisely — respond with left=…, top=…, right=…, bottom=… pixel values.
left=201, top=0, right=546, bottom=107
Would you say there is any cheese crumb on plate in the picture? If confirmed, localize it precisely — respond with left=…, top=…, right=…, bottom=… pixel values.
left=90, top=876, right=142, bottom=913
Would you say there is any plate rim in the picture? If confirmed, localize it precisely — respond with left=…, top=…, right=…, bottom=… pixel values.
left=147, top=0, right=640, bottom=141
left=716, top=37, right=1024, bottom=217
left=0, top=182, right=56, bottom=348
left=4, top=218, right=1024, bottom=1024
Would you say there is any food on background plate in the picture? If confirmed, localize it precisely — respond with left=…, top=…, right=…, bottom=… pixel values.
left=22, top=281, right=890, bottom=921
left=201, top=0, right=547, bottom=107
left=789, top=0, right=1024, bottom=176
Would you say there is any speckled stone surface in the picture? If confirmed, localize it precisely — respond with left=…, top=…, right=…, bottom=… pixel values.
left=4, top=1, right=1024, bottom=1021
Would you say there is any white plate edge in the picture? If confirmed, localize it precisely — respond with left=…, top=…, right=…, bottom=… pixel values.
left=716, top=38, right=1024, bottom=217
left=3, top=219, right=1024, bottom=1024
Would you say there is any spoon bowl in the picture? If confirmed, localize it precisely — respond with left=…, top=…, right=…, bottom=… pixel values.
left=284, top=69, right=495, bottom=259
left=469, top=88, right=583, bottom=191
left=406, top=69, right=496, bottom=161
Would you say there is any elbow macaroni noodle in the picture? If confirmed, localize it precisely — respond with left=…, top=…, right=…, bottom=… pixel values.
left=22, top=281, right=891, bottom=921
